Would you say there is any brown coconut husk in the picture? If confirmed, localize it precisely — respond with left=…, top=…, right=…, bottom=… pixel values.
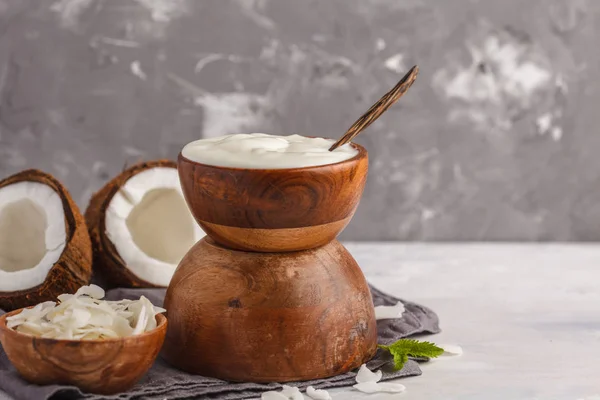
left=0, top=170, right=92, bottom=311
left=84, top=159, right=177, bottom=288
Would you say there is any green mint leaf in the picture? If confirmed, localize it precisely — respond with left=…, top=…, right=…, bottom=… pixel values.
left=378, top=339, right=444, bottom=370
left=390, top=350, right=409, bottom=370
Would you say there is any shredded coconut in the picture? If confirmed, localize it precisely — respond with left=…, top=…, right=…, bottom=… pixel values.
left=6, top=284, right=165, bottom=340
left=353, top=364, right=405, bottom=394
left=374, top=302, right=405, bottom=320
left=306, top=386, right=331, bottom=400
left=355, top=364, right=382, bottom=383
left=439, top=344, right=464, bottom=356
left=353, top=381, right=406, bottom=393
left=261, top=385, right=304, bottom=400
left=281, top=385, right=303, bottom=400
left=261, top=391, right=288, bottom=400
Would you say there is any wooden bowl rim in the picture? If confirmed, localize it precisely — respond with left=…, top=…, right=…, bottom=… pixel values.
left=0, top=308, right=167, bottom=345
left=178, top=142, right=367, bottom=172
left=202, top=235, right=329, bottom=253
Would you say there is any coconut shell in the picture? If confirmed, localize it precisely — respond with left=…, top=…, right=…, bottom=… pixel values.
left=0, top=170, right=92, bottom=312
left=85, top=160, right=177, bottom=288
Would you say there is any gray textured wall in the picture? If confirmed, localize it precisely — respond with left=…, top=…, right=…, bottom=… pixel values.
left=0, top=0, right=598, bottom=241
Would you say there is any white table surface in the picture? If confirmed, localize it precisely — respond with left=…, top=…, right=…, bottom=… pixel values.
left=2, top=243, right=600, bottom=400
left=329, top=243, right=600, bottom=400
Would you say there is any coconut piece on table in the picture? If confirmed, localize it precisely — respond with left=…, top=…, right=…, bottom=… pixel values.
left=374, top=301, right=405, bottom=320
left=353, top=364, right=405, bottom=394
left=0, top=169, right=92, bottom=311
left=281, top=385, right=303, bottom=400
left=306, top=386, right=332, bottom=400
left=439, top=344, right=463, bottom=356
left=353, top=381, right=406, bottom=394
left=260, top=386, right=303, bottom=400
left=261, top=391, right=288, bottom=400
left=355, top=363, right=382, bottom=383
left=85, top=160, right=204, bottom=288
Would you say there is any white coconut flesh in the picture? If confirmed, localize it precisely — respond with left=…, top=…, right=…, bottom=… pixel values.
left=105, top=167, right=204, bottom=286
left=0, top=182, right=67, bottom=292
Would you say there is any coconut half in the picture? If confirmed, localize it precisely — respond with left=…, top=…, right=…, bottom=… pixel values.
left=0, top=170, right=92, bottom=311
left=85, top=160, right=204, bottom=288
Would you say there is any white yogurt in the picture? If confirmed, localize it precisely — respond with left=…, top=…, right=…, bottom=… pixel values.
left=181, top=133, right=359, bottom=169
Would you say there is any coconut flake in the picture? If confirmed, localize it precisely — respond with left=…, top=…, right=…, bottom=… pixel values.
left=439, top=344, right=463, bottom=356
left=353, top=381, right=406, bottom=394
left=355, top=364, right=382, bottom=383
left=69, top=308, right=92, bottom=328
left=57, top=294, right=72, bottom=302
left=374, top=302, right=405, bottom=320
left=87, top=310, right=114, bottom=327
left=6, top=301, right=55, bottom=329
left=306, top=386, right=331, bottom=400
left=261, top=386, right=304, bottom=400
left=280, top=385, right=303, bottom=400
left=112, top=315, right=135, bottom=337
left=354, top=365, right=405, bottom=394
left=131, top=303, right=148, bottom=336
left=378, top=382, right=406, bottom=392
left=74, top=283, right=105, bottom=299
left=7, top=285, right=165, bottom=340
left=353, top=382, right=379, bottom=394
left=261, top=391, right=288, bottom=400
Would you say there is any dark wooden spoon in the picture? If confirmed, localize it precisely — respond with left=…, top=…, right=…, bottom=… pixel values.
left=329, top=65, right=419, bottom=151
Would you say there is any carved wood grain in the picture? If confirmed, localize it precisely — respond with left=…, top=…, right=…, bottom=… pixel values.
left=0, top=312, right=167, bottom=394
left=177, top=144, right=368, bottom=252
left=161, top=238, right=377, bottom=382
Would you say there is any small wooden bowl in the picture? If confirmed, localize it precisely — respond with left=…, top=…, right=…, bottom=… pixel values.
left=161, top=237, right=378, bottom=382
left=177, top=143, right=368, bottom=252
left=0, top=311, right=167, bottom=395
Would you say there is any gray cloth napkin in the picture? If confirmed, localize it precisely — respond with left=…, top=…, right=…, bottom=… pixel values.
left=0, top=285, right=440, bottom=400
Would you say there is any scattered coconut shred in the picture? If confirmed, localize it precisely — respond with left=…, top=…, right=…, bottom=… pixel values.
left=374, top=301, right=405, bottom=320
left=439, top=344, right=464, bottom=357
left=261, top=385, right=331, bottom=400
left=260, top=364, right=408, bottom=399
left=261, top=385, right=302, bottom=400
left=6, top=284, right=165, bottom=340
left=306, top=386, right=331, bottom=400
left=353, top=364, right=406, bottom=394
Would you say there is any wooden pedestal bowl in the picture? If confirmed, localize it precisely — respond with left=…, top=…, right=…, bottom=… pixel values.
left=161, top=238, right=377, bottom=382
left=177, top=144, right=368, bottom=252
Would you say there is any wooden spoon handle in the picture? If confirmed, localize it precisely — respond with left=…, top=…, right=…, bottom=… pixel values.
left=329, top=65, right=419, bottom=151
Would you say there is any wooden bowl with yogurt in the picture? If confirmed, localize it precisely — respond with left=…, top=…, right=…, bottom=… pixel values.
left=178, top=133, right=368, bottom=252
left=0, top=309, right=167, bottom=394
